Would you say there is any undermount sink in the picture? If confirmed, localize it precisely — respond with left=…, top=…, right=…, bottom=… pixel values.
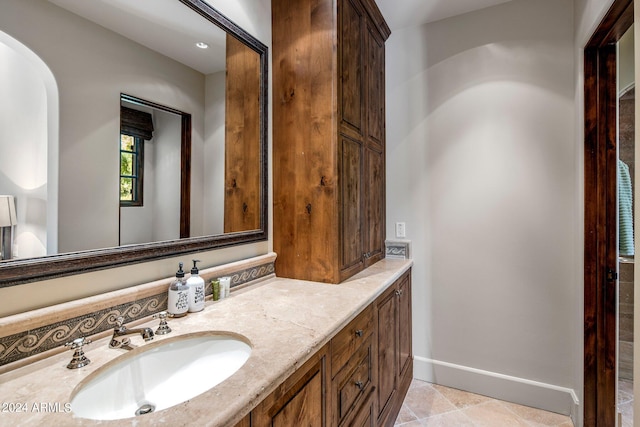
left=70, top=331, right=252, bottom=421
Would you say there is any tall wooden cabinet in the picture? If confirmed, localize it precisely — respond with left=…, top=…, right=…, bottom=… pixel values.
left=272, top=0, right=391, bottom=283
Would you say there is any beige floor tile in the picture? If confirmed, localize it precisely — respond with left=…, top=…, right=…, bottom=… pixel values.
left=421, top=410, right=475, bottom=426
left=396, top=420, right=424, bottom=427
left=402, top=383, right=457, bottom=419
left=395, top=403, right=419, bottom=425
left=396, top=380, right=575, bottom=427
left=501, top=401, right=573, bottom=426
left=430, top=384, right=492, bottom=409
left=461, top=401, right=530, bottom=426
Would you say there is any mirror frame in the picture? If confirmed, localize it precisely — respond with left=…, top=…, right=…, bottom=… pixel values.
left=0, top=0, right=268, bottom=287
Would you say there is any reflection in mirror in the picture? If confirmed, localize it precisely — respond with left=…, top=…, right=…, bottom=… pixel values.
left=119, top=94, right=192, bottom=244
left=0, top=0, right=267, bottom=286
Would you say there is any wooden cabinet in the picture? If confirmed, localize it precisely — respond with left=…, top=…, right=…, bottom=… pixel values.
left=272, top=0, right=391, bottom=283
left=251, top=344, right=329, bottom=427
left=375, top=270, right=413, bottom=426
left=330, top=306, right=375, bottom=426
left=246, top=269, right=412, bottom=427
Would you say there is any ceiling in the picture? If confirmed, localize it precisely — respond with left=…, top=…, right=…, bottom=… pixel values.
left=47, top=0, right=516, bottom=74
left=49, top=0, right=227, bottom=74
left=376, top=0, right=514, bottom=30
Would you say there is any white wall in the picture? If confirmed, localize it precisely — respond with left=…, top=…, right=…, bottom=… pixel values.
left=0, top=40, right=48, bottom=259
left=204, top=71, right=226, bottom=236
left=152, top=111, right=182, bottom=242
left=386, top=0, right=580, bottom=417
left=0, top=0, right=272, bottom=316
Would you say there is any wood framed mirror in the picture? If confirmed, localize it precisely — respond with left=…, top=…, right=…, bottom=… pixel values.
left=0, top=0, right=268, bottom=287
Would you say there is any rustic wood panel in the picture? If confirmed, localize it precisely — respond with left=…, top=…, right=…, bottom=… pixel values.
left=272, top=0, right=340, bottom=283
left=224, top=34, right=261, bottom=233
left=272, top=0, right=389, bottom=284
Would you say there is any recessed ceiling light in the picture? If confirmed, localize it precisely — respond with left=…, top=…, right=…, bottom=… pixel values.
left=195, top=42, right=209, bottom=49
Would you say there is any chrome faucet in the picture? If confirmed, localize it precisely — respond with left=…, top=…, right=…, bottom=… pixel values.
left=109, top=316, right=154, bottom=350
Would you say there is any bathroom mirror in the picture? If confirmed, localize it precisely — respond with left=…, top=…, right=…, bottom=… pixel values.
left=0, top=0, right=268, bottom=287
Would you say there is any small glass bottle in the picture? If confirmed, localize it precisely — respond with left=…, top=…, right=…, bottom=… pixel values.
left=167, top=262, right=189, bottom=317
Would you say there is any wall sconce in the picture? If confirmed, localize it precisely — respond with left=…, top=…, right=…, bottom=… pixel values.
left=0, top=195, right=17, bottom=260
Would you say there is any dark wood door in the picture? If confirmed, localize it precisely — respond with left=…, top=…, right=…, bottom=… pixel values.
left=583, top=0, right=633, bottom=425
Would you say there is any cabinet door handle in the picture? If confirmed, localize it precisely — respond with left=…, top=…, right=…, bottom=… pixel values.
left=354, top=380, right=364, bottom=390
left=355, top=329, right=364, bottom=337
left=395, top=289, right=403, bottom=297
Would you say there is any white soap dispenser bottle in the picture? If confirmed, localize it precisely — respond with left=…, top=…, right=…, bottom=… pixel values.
left=187, top=259, right=205, bottom=312
left=167, top=262, right=189, bottom=317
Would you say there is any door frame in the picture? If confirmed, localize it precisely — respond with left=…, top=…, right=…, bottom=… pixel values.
left=583, top=0, right=633, bottom=425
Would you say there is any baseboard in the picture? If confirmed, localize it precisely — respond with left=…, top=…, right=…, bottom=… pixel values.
left=413, top=356, right=580, bottom=421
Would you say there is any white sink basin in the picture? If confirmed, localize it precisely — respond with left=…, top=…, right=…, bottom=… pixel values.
left=70, top=331, right=251, bottom=420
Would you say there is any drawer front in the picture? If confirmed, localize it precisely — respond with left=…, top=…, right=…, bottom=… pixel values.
left=345, top=387, right=375, bottom=427
left=331, top=305, right=373, bottom=376
left=335, top=337, right=373, bottom=423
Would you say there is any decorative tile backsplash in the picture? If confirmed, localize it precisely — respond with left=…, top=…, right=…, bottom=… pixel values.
left=0, top=255, right=275, bottom=367
left=385, top=240, right=411, bottom=259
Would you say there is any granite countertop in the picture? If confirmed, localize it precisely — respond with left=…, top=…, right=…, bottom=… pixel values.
left=0, top=258, right=412, bottom=426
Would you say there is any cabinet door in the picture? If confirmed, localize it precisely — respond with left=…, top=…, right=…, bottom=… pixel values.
left=252, top=346, right=328, bottom=427
left=234, top=414, right=251, bottom=427
left=397, top=272, right=413, bottom=384
left=339, top=134, right=364, bottom=277
left=365, top=20, right=385, bottom=150
left=340, top=0, right=365, bottom=137
left=363, top=145, right=384, bottom=267
left=363, top=16, right=386, bottom=268
left=348, top=388, right=375, bottom=427
left=375, top=285, right=397, bottom=422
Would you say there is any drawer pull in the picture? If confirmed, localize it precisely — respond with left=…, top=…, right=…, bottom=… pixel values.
left=355, top=329, right=364, bottom=337
left=354, top=380, right=364, bottom=390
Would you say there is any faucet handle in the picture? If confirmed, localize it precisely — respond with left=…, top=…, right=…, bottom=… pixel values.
left=64, top=337, right=92, bottom=369
left=115, top=316, right=125, bottom=327
left=153, top=311, right=172, bottom=335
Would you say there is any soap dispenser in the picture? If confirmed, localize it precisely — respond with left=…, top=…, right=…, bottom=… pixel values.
left=167, top=262, right=189, bottom=317
left=187, top=259, right=205, bottom=312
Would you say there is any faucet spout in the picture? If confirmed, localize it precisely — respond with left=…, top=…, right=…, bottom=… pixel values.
left=109, top=317, right=154, bottom=350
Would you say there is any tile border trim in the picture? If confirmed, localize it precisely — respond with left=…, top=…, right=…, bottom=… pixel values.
left=0, top=255, right=275, bottom=367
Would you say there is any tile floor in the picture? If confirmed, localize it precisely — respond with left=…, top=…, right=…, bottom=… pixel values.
left=394, top=379, right=574, bottom=426
left=619, top=379, right=633, bottom=427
